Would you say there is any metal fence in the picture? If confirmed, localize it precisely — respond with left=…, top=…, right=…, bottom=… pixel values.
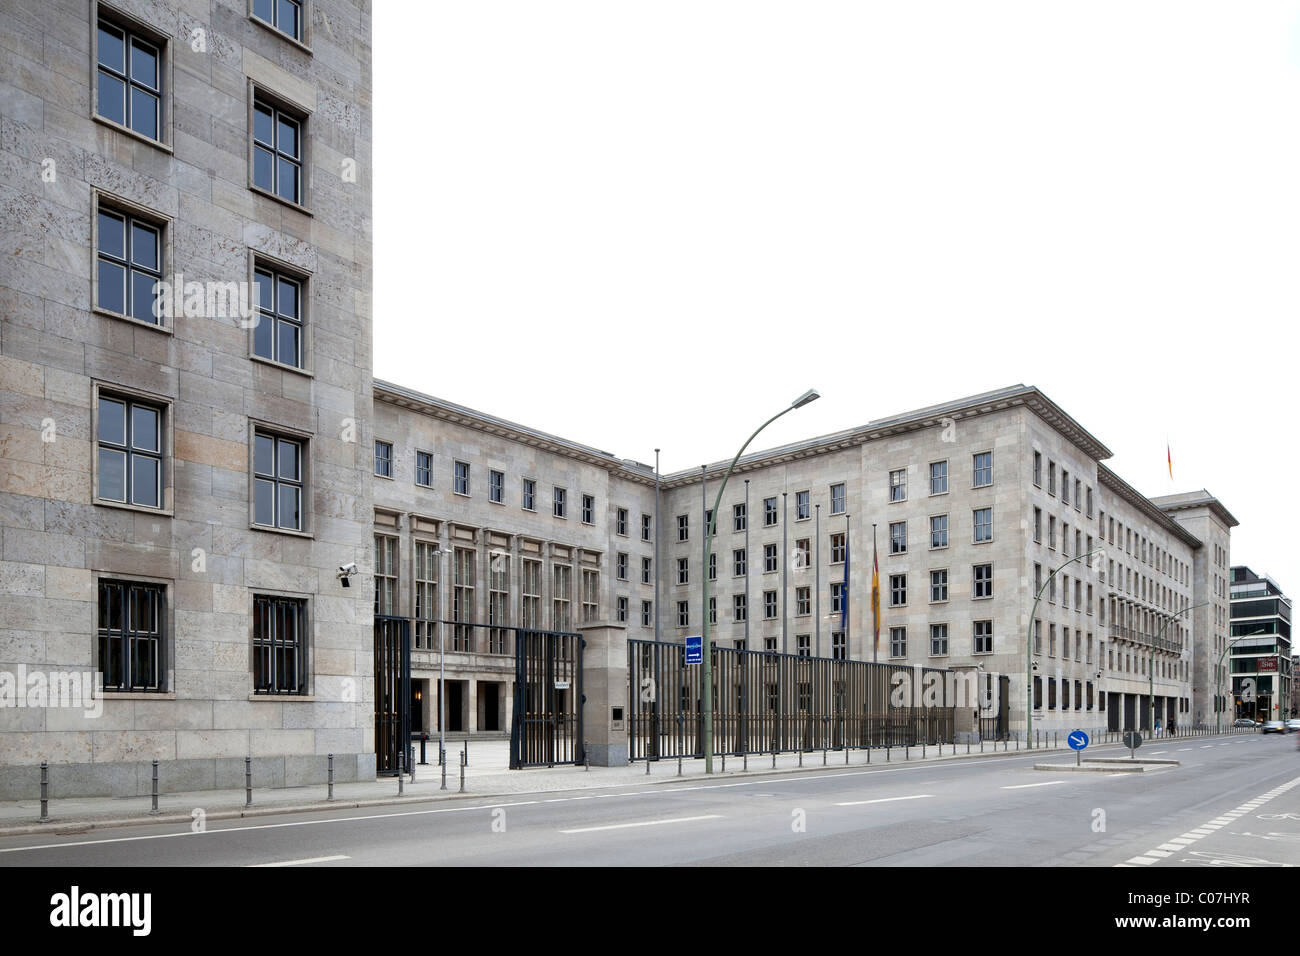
left=509, top=628, right=584, bottom=769
left=374, top=615, right=411, bottom=776
left=627, top=639, right=955, bottom=760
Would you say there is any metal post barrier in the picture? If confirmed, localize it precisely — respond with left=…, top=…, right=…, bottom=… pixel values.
left=772, top=746, right=776, bottom=770
left=1014, top=736, right=1018, bottom=751
left=39, top=760, right=49, bottom=823
left=440, top=749, right=448, bottom=790
left=906, top=745, right=910, bottom=761
left=743, top=751, right=748, bottom=771
left=419, top=735, right=427, bottom=765
left=465, top=739, right=469, bottom=765
left=398, top=766, right=404, bottom=796
left=922, top=742, right=926, bottom=759
left=646, top=751, right=651, bottom=775
left=722, top=751, right=726, bottom=773
left=409, top=745, right=415, bottom=783
left=584, top=741, right=590, bottom=772
left=328, top=753, right=335, bottom=801
left=798, top=748, right=803, bottom=768
left=245, top=756, right=252, bottom=808
left=887, top=745, right=891, bottom=762
left=150, top=759, right=160, bottom=816
left=459, top=749, right=466, bottom=793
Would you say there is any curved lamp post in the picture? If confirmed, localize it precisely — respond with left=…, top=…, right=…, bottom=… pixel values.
left=1216, top=634, right=1257, bottom=734
left=1025, top=548, right=1104, bottom=749
left=1147, top=601, right=1209, bottom=738
left=702, top=388, right=820, bottom=774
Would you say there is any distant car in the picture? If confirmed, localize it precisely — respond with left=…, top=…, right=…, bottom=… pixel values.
left=1285, top=720, right=1300, bottom=734
left=1234, top=718, right=1258, bottom=728
left=1261, top=720, right=1285, bottom=734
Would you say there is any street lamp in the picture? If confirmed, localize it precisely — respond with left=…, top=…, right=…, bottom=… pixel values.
left=1147, top=601, right=1209, bottom=738
left=702, top=388, right=820, bottom=774
left=1026, top=548, right=1104, bottom=749
left=1216, top=634, right=1257, bottom=734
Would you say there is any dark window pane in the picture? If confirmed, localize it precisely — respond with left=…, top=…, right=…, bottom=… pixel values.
left=130, top=271, right=159, bottom=323
left=254, top=104, right=274, bottom=146
left=99, top=448, right=126, bottom=501
left=98, top=211, right=125, bottom=260
left=276, top=319, right=299, bottom=367
left=255, top=270, right=273, bottom=310
left=276, top=158, right=298, bottom=203
left=278, top=484, right=301, bottom=529
left=131, top=455, right=159, bottom=507
left=277, top=0, right=300, bottom=38
left=98, top=24, right=125, bottom=72
left=130, top=87, right=158, bottom=139
left=97, top=72, right=126, bottom=124
left=253, top=311, right=274, bottom=359
left=131, top=405, right=159, bottom=452
left=130, top=222, right=158, bottom=269
left=253, top=146, right=274, bottom=191
left=97, top=259, right=126, bottom=314
left=255, top=477, right=275, bottom=525
left=277, top=277, right=297, bottom=317
left=254, top=434, right=275, bottom=476
left=277, top=116, right=298, bottom=157
left=98, top=397, right=126, bottom=445
left=277, top=439, right=299, bottom=480
left=254, top=0, right=273, bottom=23
left=129, top=39, right=157, bottom=88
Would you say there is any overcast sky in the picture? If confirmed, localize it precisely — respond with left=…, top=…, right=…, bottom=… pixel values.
left=375, top=2, right=1300, bottom=596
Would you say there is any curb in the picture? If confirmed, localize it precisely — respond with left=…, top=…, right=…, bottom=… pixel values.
left=1032, top=763, right=1147, bottom=773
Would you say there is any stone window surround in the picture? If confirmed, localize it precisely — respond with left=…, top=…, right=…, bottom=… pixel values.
left=248, top=417, right=314, bottom=538
left=247, top=80, right=314, bottom=215
left=248, top=249, right=313, bottom=376
left=91, top=379, right=175, bottom=517
left=91, top=3, right=175, bottom=152
left=373, top=438, right=393, bottom=479
left=91, top=190, right=174, bottom=334
left=246, top=586, right=315, bottom=700
left=93, top=570, right=176, bottom=699
left=247, top=0, right=315, bottom=54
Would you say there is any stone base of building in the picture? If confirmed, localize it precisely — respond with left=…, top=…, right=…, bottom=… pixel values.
left=584, top=742, right=628, bottom=767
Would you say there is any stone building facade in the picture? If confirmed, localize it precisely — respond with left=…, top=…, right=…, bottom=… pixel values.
left=0, top=0, right=374, bottom=797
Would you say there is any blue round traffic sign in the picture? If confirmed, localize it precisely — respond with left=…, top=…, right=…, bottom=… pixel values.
left=1067, top=730, right=1089, bottom=751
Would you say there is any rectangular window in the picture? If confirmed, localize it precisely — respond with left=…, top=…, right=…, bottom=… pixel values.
left=522, top=478, right=536, bottom=511
left=831, top=582, right=844, bottom=614
left=1033, top=619, right=1042, bottom=655
left=734, top=594, right=747, bottom=622
left=677, top=557, right=689, bottom=585
left=677, top=514, right=689, bottom=541
left=890, top=520, right=907, bottom=554
left=553, top=487, right=567, bottom=518
left=454, top=460, right=470, bottom=496
left=252, top=0, right=302, bottom=41
left=709, top=552, right=717, bottom=582
left=830, top=483, right=846, bottom=515
left=1062, top=470, right=1070, bottom=506
left=616, top=508, right=628, bottom=536
left=581, top=568, right=599, bottom=623
left=890, top=573, right=906, bottom=607
left=97, top=393, right=164, bottom=509
left=581, top=493, right=594, bottom=524
left=490, top=470, right=505, bottom=504
left=929, top=514, right=948, bottom=549
left=973, top=451, right=993, bottom=487
left=641, top=557, right=652, bottom=585
left=764, top=497, right=778, bottom=526
left=765, top=637, right=778, bottom=653
left=974, top=620, right=993, bottom=654
left=251, top=264, right=303, bottom=367
left=973, top=507, right=993, bottom=543
left=374, top=441, right=392, bottom=478
left=96, top=19, right=161, bottom=141
left=705, top=510, right=714, bottom=535
left=797, top=634, right=811, bottom=657
left=764, top=543, right=778, bottom=573
left=97, top=580, right=166, bottom=692
left=252, top=95, right=303, bottom=205
left=641, top=513, right=652, bottom=541
left=796, top=586, right=811, bottom=616
left=733, top=548, right=747, bottom=576
left=733, top=503, right=747, bottom=532
left=930, top=569, right=948, bottom=602
left=1048, top=461, right=1056, bottom=495
left=617, top=596, right=628, bottom=623
left=1049, top=622, right=1057, bottom=657
left=414, top=540, right=438, bottom=649
left=764, top=590, right=778, bottom=619
left=551, top=563, right=572, bottom=631
left=617, top=552, right=628, bottom=581
left=1033, top=451, right=1042, bottom=487
left=889, top=626, right=906, bottom=658
left=796, top=490, right=810, bottom=520
left=96, top=205, right=163, bottom=323
left=522, top=559, right=541, bottom=630
left=973, top=563, right=993, bottom=599
left=795, top=538, right=810, bottom=568
left=1033, top=507, right=1041, bottom=543
left=677, top=601, right=689, bottom=628
left=641, top=600, right=652, bottom=627
left=252, top=595, right=306, bottom=694
left=930, top=623, right=948, bottom=656
left=253, top=430, right=302, bottom=530
left=489, top=554, right=510, bottom=653
left=1074, top=478, right=1081, bottom=511
left=832, top=631, right=846, bottom=660
left=929, top=460, right=948, bottom=495
left=830, top=532, right=846, bottom=564
left=1049, top=515, right=1057, bottom=549
left=415, top=451, right=432, bottom=488
left=453, top=548, right=476, bottom=650
left=889, top=468, right=907, bottom=502
left=374, top=534, right=396, bottom=616
left=1086, top=486, right=1093, bottom=518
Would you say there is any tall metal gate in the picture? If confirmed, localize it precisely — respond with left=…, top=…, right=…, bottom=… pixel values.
left=374, top=615, right=411, bottom=776
left=509, top=628, right=585, bottom=769
left=627, top=639, right=955, bottom=760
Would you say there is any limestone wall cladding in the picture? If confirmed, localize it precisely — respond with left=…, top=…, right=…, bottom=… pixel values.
left=0, top=0, right=374, bottom=795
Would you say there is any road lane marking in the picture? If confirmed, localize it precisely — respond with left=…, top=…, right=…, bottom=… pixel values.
left=559, top=814, right=722, bottom=834
left=1178, top=748, right=1192, bottom=752
left=1002, top=781, right=1065, bottom=790
left=249, top=855, right=349, bottom=867
left=835, top=794, right=933, bottom=806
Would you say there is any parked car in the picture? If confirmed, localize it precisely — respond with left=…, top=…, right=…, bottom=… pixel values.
left=1285, top=719, right=1300, bottom=734
left=1233, top=718, right=1258, bottom=728
left=1261, top=720, right=1286, bottom=734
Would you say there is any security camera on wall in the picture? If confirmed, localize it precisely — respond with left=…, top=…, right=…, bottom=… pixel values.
left=337, top=562, right=358, bottom=587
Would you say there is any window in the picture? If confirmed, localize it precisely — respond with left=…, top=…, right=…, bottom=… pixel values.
left=889, top=468, right=907, bottom=502
left=733, top=548, right=747, bottom=576
left=252, top=0, right=303, bottom=42
left=974, top=620, right=993, bottom=654
left=705, top=510, right=714, bottom=535
left=251, top=264, right=304, bottom=367
left=764, top=544, right=778, bottom=573
left=929, top=461, right=948, bottom=495
left=889, top=626, right=906, bottom=658
left=677, top=557, right=689, bottom=585
left=830, top=483, right=846, bottom=515
left=763, top=590, right=778, bottom=619
left=97, top=393, right=164, bottom=509
left=374, top=534, right=396, bottom=615
left=1073, top=478, right=1081, bottom=511
left=1062, top=470, right=1070, bottom=506
left=709, top=552, right=717, bottom=582
left=96, top=18, right=161, bottom=141
left=98, top=580, right=165, bottom=692
left=890, top=573, right=906, bottom=607
left=929, top=515, right=948, bottom=549
left=708, top=597, right=717, bottom=625
left=415, top=451, right=432, bottom=488
left=522, top=478, right=536, bottom=511
left=551, top=563, right=571, bottom=631
left=831, top=582, right=845, bottom=615
left=1033, top=451, right=1042, bottom=486
left=734, top=594, right=747, bottom=622
left=374, top=441, right=392, bottom=478
left=581, top=493, right=594, bottom=523
left=1048, top=461, right=1056, bottom=495
left=616, top=508, right=628, bottom=536
left=973, top=507, right=993, bottom=543
left=641, top=601, right=652, bottom=627
left=641, top=513, right=652, bottom=541
left=1033, top=619, right=1042, bottom=655
left=1086, top=486, right=1093, bottom=518
left=832, top=631, right=846, bottom=660
left=253, top=95, right=303, bottom=205
left=553, top=487, right=567, bottom=518
left=830, top=532, right=846, bottom=564
left=930, top=569, right=948, bottom=602
left=973, top=563, right=993, bottom=599
left=930, top=623, right=948, bottom=656
left=972, top=451, right=992, bottom=487
left=1033, top=507, right=1041, bottom=543
left=890, top=521, right=907, bottom=554
left=617, top=552, right=628, bottom=581
left=796, top=587, right=811, bottom=616
left=1034, top=675, right=1042, bottom=709
left=253, top=431, right=303, bottom=530
left=522, top=559, right=542, bottom=630
left=1049, top=515, right=1057, bottom=549
left=765, top=637, right=778, bottom=653
left=490, top=471, right=504, bottom=504
left=641, top=557, right=652, bottom=585
left=414, top=540, right=438, bottom=649
left=797, top=634, right=811, bottom=657
left=1049, top=623, right=1057, bottom=657
left=617, top=596, right=628, bottom=623
left=452, top=548, right=476, bottom=649
left=764, top=497, right=778, bottom=526
left=1034, top=562, right=1042, bottom=596
left=795, top=538, right=810, bottom=569
left=733, top=503, right=747, bottom=532
left=581, top=569, right=599, bottom=622
left=796, top=490, right=810, bottom=520
left=96, top=204, right=163, bottom=323
left=454, top=461, right=470, bottom=496
left=248, top=593, right=310, bottom=698
left=677, top=514, right=689, bottom=541
left=677, top=601, right=689, bottom=627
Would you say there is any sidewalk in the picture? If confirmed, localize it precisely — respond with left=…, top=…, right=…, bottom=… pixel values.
left=0, top=729, right=1252, bottom=837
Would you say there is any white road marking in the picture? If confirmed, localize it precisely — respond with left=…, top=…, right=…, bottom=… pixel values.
left=1002, top=781, right=1065, bottom=790
left=559, top=814, right=722, bottom=834
left=1150, top=751, right=1167, bottom=755
left=249, top=854, right=349, bottom=867
left=1178, top=748, right=1193, bottom=752
left=835, top=794, right=933, bottom=806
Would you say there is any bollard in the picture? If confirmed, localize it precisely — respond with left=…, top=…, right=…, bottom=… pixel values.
left=722, top=752, right=726, bottom=773
left=967, top=739, right=971, bottom=755
left=1014, top=736, right=1018, bottom=751
left=646, top=754, right=651, bottom=775
left=150, top=759, right=160, bottom=816
left=398, top=766, right=404, bottom=796
left=980, top=738, right=984, bottom=753
left=584, top=741, right=590, bottom=772
left=245, top=756, right=253, bottom=808
left=772, top=748, right=776, bottom=770
left=1054, top=732, right=1058, bottom=749
left=906, top=745, right=910, bottom=761
left=799, top=749, right=803, bottom=768
left=440, top=750, right=448, bottom=791
left=743, top=751, right=748, bottom=771
left=419, top=735, right=427, bottom=765
left=922, top=743, right=926, bottom=759
left=39, top=760, right=50, bottom=823
left=887, top=745, right=891, bottom=762
left=459, top=749, right=466, bottom=793
left=409, top=746, right=416, bottom=784
left=866, top=746, right=870, bottom=764
left=328, top=753, right=335, bottom=801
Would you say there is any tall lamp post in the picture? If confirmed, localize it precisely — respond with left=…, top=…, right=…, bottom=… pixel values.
left=1147, top=601, right=1209, bottom=738
left=1216, top=634, right=1256, bottom=734
left=702, top=388, right=820, bottom=774
left=1026, top=548, right=1104, bottom=749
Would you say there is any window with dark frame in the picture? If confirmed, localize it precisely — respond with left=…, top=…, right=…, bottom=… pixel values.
left=973, top=563, right=993, bottom=599
left=252, top=0, right=303, bottom=41
left=253, top=595, right=306, bottom=694
left=96, top=206, right=162, bottom=323
left=252, top=265, right=302, bottom=366
left=974, top=619, right=993, bottom=653
left=253, top=431, right=303, bottom=531
left=373, top=440, right=391, bottom=478
left=96, top=19, right=160, bottom=140
left=930, top=623, right=948, bottom=656
left=582, top=493, right=594, bottom=523
left=764, top=497, right=778, bottom=526
left=98, top=580, right=165, bottom=692
left=973, top=451, right=993, bottom=487
left=617, top=508, right=628, bottom=536
left=830, top=483, right=846, bottom=515
left=253, top=96, right=303, bottom=204
left=453, top=460, right=469, bottom=495
left=415, top=451, right=432, bottom=487
left=523, top=478, right=536, bottom=510
left=490, top=470, right=504, bottom=503
left=97, top=394, right=163, bottom=509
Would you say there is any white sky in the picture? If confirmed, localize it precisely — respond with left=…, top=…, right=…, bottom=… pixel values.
left=375, top=1, right=1300, bottom=598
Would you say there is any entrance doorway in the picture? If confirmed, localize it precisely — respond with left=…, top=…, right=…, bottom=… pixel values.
left=480, top=682, right=501, bottom=732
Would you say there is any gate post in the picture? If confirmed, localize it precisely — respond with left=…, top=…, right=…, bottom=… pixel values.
left=578, top=621, right=629, bottom=766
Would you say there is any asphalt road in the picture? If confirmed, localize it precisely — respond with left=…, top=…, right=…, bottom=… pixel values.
left=4, top=734, right=1299, bottom=867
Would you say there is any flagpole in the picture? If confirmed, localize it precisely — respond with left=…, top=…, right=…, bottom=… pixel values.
left=815, top=503, right=821, bottom=658
left=872, top=522, right=878, bottom=664
left=744, top=479, right=750, bottom=649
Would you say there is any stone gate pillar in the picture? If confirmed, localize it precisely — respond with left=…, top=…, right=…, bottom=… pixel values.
left=577, top=621, right=628, bottom=766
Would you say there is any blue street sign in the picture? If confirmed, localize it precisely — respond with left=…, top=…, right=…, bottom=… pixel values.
left=1067, top=730, right=1089, bottom=751
left=685, top=635, right=703, bottom=665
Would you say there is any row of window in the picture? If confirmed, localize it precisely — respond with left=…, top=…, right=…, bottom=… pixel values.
left=677, top=484, right=849, bottom=539
left=889, top=452, right=994, bottom=502
left=1098, top=509, right=1189, bottom=587
left=887, top=621, right=995, bottom=657
left=1032, top=451, right=1094, bottom=518
left=1032, top=677, right=1099, bottom=712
